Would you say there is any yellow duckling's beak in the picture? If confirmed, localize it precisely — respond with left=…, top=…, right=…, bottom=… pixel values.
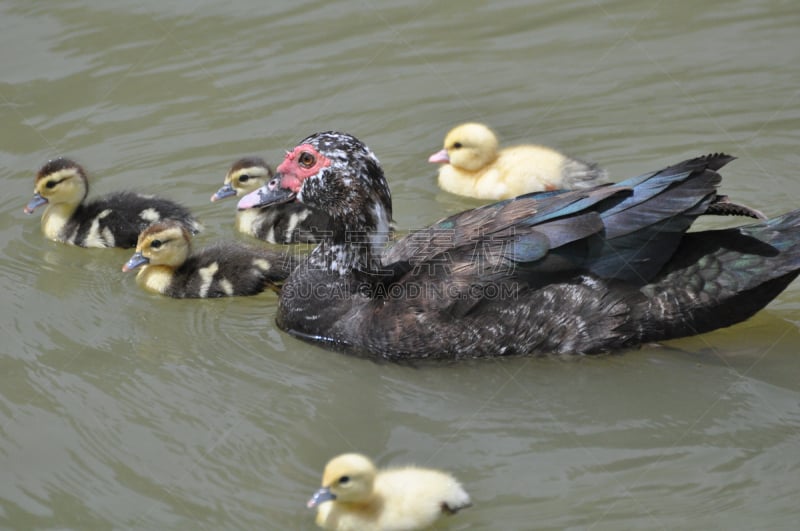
left=122, top=251, right=149, bottom=272
left=24, top=193, right=48, bottom=214
left=428, top=148, right=450, bottom=164
left=307, top=486, right=335, bottom=508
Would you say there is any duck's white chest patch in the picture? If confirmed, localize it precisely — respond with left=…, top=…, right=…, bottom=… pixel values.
left=137, top=266, right=172, bottom=295
left=42, top=204, right=74, bottom=242
left=84, top=209, right=115, bottom=247
left=198, top=262, right=219, bottom=297
left=328, top=246, right=352, bottom=276
left=236, top=209, right=262, bottom=236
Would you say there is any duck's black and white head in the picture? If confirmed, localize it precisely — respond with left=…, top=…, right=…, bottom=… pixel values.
left=238, top=132, right=392, bottom=241
left=24, top=158, right=89, bottom=215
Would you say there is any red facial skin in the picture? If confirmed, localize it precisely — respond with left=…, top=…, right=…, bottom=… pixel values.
left=276, top=144, right=331, bottom=192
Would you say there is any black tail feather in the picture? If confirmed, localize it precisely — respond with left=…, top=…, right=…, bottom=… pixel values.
left=636, top=209, right=800, bottom=343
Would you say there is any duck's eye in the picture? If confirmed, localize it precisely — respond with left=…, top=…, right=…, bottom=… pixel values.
left=338, top=476, right=350, bottom=485
left=239, top=174, right=250, bottom=183
left=150, top=239, right=162, bottom=249
left=45, top=180, right=58, bottom=189
left=452, top=142, right=463, bottom=149
left=298, top=151, right=316, bottom=168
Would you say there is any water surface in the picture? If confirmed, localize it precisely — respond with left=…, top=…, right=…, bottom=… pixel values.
left=1, top=0, right=799, bottom=529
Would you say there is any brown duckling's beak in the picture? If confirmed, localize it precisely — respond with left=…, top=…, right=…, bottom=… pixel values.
left=24, top=193, right=48, bottom=214
left=122, top=251, right=149, bottom=272
left=307, top=486, right=335, bottom=508
left=211, top=183, right=235, bottom=202
left=237, top=176, right=295, bottom=210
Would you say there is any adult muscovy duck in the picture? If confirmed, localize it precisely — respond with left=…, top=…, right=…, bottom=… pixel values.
left=238, top=131, right=800, bottom=361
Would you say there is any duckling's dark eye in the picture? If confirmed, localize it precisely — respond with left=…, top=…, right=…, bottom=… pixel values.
left=298, top=151, right=316, bottom=168
left=338, top=476, right=350, bottom=485
left=239, top=174, right=250, bottom=182
left=46, top=180, right=58, bottom=189
left=452, top=142, right=463, bottom=149
left=150, top=239, right=162, bottom=249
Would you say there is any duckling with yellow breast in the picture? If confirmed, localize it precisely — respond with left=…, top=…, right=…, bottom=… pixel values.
left=308, top=453, right=471, bottom=531
left=24, top=157, right=200, bottom=248
left=212, top=156, right=330, bottom=243
left=430, top=122, right=608, bottom=199
left=122, top=219, right=295, bottom=298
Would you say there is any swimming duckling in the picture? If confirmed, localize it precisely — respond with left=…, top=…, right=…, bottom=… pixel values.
left=308, top=453, right=471, bottom=531
left=429, top=122, right=607, bottom=200
left=211, top=156, right=330, bottom=244
left=24, top=157, right=200, bottom=248
left=122, top=220, right=295, bottom=298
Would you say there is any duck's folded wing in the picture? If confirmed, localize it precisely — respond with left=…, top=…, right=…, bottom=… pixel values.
left=376, top=209, right=609, bottom=318
left=586, top=153, right=743, bottom=284
left=380, top=153, right=748, bottom=316
left=384, top=185, right=627, bottom=266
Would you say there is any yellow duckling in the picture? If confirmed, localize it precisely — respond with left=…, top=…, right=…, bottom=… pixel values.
left=212, top=157, right=330, bottom=244
left=429, top=122, right=608, bottom=200
left=308, top=453, right=471, bottom=531
left=24, top=157, right=200, bottom=248
left=122, top=219, right=294, bottom=298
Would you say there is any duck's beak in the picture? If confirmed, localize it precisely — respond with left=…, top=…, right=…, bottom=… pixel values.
left=238, top=177, right=295, bottom=210
left=307, top=486, right=336, bottom=508
left=122, top=251, right=149, bottom=272
left=24, top=193, right=48, bottom=214
left=428, top=148, right=450, bottom=164
left=211, top=183, right=235, bottom=202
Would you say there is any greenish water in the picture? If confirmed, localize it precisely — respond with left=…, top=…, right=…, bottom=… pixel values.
left=1, top=0, right=799, bottom=529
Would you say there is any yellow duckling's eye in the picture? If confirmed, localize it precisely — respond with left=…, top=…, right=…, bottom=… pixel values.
left=338, top=475, right=350, bottom=485
left=239, top=174, right=251, bottom=183
left=452, top=142, right=463, bottom=149
left=298, top=151, right=316, bottom=168
left=150, top=239, right=163, bottom=249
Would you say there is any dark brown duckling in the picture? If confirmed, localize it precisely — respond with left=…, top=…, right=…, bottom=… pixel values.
left=211, top=156, right=330, bottom=244
left=24, top=157, right=200, bottom=248
left=122, top=219, right=296, bottom=298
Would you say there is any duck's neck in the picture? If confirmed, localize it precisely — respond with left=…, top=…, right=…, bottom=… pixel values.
left=309, top=199, right=391, bottom=278
left=335, top=495, right=382, bottom=516
left=136, top=265, right=174, bottom=295
left=236, top=208, right=266, bottom=238
left=42, top=202, right=79, bottom=240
